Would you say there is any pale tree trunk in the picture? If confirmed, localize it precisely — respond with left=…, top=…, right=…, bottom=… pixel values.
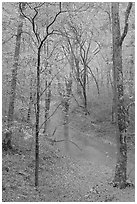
left=108, top=68, right=116, bottom=123
left=3, top=3, right=25, bottom=151
left=111, top=2, right=132, bottom=188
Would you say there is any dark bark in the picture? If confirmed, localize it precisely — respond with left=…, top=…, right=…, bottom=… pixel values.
left=27, top=95, right=32, bottom=123
left=43, top=80, right=51, bottom=133
left=27, top=78, right=33, bottom=123
left=63, top=101, right=69, bottom=151
left=4, top=3, right=26, bottom=151
left=35, top=47, right=41, bottom=187
left=111, top=2, right=132, bottom=189
left=82, top=64, right=87, bottom=113
left=19, top=2, right=63, bottom=188
left=75, top=58, right=82, bottom=96
left=34, top=3, right=63, bottom=187
left=63, top=77, right=72, bottom=152
left=43, top=39, right=51, bottom=134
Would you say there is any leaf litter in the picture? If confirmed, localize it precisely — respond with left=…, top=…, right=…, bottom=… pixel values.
left=2, top=116, right=135, bottom=202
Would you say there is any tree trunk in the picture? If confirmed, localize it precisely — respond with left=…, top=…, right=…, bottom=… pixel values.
left=111, top=2, right=132, bottom=188
left=63, top=101, right=69, bottom=152
left=75, top=58, right=82, bottom=97
left=3, top=3, right=25, bottom=151
left=27, top=78, right=33, bottom=123
left=63, top=76, right=72, bottom=152
left=35, top=47, right=41, bottom=187
left=82, top=64, right=88, bottom=114
left=43, top=40, right=51, bottom=134
left=112, top=95, right=116, bottom=123
left=43, top=80, right=51, bottom=133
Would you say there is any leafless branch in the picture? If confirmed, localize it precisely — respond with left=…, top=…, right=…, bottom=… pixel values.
left=39, top=66, right=65, bottom=98
left=87, top=65, right=100, bottom=94
left=34, top=2, right=45, bottom=9
left=85, top=37, right=92, bottom=62
left=2, top=34, right=16, bottom=45
left=19, top=3, right=32, bottom=24
left=54, top=139, right=82, bottom=151
left=46, top=2, right=62, bottom=35
left=120, top=2, right=132, bottom=45
left=51, top=126, right=58, bottom=137
left=38, top=102, right=62, bottom=131
left=126, top=102, right=135, bottom=114
left=71, top=93, right=84, bottom=109
left=32, top=7, right=41, bottom=44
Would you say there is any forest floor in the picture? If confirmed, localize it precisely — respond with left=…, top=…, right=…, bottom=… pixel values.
left=2, top=102, right=135, bottom=202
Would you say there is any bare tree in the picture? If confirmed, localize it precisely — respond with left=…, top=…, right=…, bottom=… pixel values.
left=20, top=2, right=64, bottom=187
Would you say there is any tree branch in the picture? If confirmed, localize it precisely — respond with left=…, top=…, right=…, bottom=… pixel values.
left=39, top=66, right=65, bottom=98
left=2, top=34, right=16, bottom=45
left=126, top=101, right=135, bottom=114
left=38, top=102, right=62, bottom=131
left=86, top=65, right=100, bottom=94
left=49, top=139, right=82, bottom=151
left=120, top=2, right=133, bottom=45
left=19, top=3, right=32, bottom=24
left=46, top=2, right=62, bottom=35
left=32, top=7, right=41, bottom=44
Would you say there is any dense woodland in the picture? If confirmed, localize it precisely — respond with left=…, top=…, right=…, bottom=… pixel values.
left=2, top=2, right=135, bottom=202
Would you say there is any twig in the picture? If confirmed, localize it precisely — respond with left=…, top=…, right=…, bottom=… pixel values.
left=51, top=126, right=58, bottom=137
left=71, top=93, right=84, bottom=109
left=52, top=139, right=82, bottom=151
left=2, top=35, right=16, bottom=45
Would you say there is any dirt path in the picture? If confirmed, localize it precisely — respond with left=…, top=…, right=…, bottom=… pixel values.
left=2, top=102, right=135, bottom=202
left=48, top=102, right=135, bottom=181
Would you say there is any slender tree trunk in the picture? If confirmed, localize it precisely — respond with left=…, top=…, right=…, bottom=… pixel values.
left=43, top=80, right=51, bottom=133
left=27, top=97, right=32, bottom=123
left=27, top=78, right=33, bottom=123
left=19, top=1, right=63, bottom=189
left=3, top=3, right=25, bottom=151
left=35, top=47, right=41, bottom=187
left=43, top=40, right=51, bottom=134
left=129, top=61, right=134, bottom=97
left=74, top=58, right=82, bottom=98
left=63, top=101, right=69, bottom=152
left=64, top=76, right=72, bottom=152
left=111, top=2, right=132, bottom=188
left=112, top=91, right=116, bottom=123
left=82, top=64, right=87, bottom=113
